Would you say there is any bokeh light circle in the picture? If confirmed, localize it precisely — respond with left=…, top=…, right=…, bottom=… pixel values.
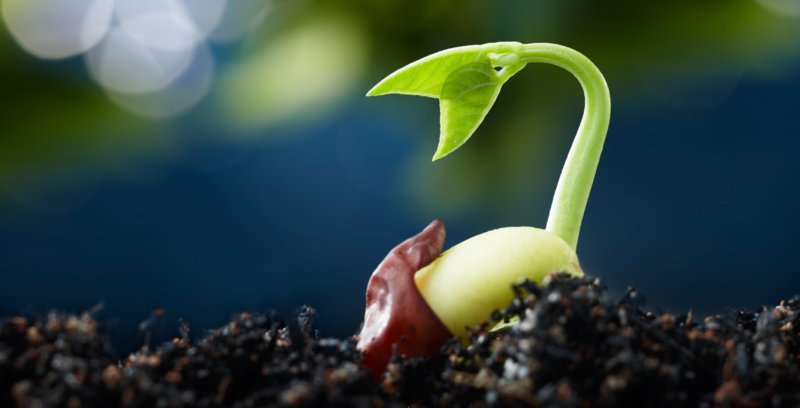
left=1, top=0, right=114, bottom=59
left=106, top=44, right=215, bottom=119
left=167, top=0, right=228, bottom=38
left=210, top=0, right=272, bottom=43
left=84, top=26, right=195, bottom=94
left=120, top=12, right=199, bottom=52
left=113, top=0, right=174, bottom=23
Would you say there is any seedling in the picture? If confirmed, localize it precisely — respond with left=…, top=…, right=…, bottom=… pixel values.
left=357, top=42, right=610, bottom=376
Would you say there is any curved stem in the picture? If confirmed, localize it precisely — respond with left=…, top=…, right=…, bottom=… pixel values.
left=518, top=43, right=611, bottom=251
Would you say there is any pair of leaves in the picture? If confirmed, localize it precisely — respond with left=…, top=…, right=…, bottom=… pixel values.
left=367, top=44, right=525, bottom=160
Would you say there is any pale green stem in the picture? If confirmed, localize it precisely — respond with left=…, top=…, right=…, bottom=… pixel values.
left=518, top=43, right=611, bottom=251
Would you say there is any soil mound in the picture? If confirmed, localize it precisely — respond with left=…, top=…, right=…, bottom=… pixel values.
left=2, top=275, right=799, bottom=407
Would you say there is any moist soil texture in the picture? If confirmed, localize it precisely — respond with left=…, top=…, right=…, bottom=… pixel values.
left=2, top=274, right=800, bottom=408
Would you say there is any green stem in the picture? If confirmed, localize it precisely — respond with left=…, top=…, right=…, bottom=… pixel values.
left=518, top=43, right=611, bottom=251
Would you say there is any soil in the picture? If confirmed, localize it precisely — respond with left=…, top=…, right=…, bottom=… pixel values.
left=2, top=274, right=799, bottom=408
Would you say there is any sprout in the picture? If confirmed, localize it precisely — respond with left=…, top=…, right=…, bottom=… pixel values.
left=357, top=42, right=611, bottom=376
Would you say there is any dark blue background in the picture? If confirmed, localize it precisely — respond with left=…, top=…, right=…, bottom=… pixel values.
left=1, top=69, right=799, bottom=355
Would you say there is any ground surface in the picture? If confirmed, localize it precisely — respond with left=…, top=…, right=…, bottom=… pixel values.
left=2, top=275, right=799, bottom=407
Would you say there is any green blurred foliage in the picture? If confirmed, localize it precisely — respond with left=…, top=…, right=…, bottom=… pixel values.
left=219, top=7, right=369, bottom=131
left=1, top=0, right=798, bottom=219
left=0, top=17, right=168, bottom=190
left=304, top=0, right=800, bottom=225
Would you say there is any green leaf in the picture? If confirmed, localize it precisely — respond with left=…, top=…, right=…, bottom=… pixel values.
left=366, top=45, right=485, bottom=98
left=366, top=42, right=526, bottom=160
left=433, top=62, right=503, bottom=160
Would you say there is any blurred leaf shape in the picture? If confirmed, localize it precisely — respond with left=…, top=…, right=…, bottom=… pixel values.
left=219, top=10, right=368, bottom=131
left=366, top=45, right=484, bottom=98
left=435, top=62, right=503, bottom=160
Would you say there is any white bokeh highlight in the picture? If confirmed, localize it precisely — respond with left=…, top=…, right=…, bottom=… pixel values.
left=85, top=26, right=196, bottom=94
left=209, top=0, right=271, bottom=43
left=106, top=44, right=215, bottom=118
left=168, top=0, right=227, bottom=38
left=2, top=0, right=268, bottom=118
left=2, top=0, right=114, bottom=59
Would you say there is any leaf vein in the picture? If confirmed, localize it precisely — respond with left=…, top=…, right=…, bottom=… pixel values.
left=402, top=64, right=423, bottom=91
left=442, top=82, right=498, bottom=109
left=449, top=53, right=464, bottom=70
left=447, top=111, right=484, bottom=120
left=412, top=56, right=445, bottom=92
left=449, top=80, right=473, bottom=88
left=456, top=68, right=496, bottom=79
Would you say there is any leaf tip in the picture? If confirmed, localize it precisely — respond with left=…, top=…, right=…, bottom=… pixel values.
left=431, top=146, right=452, bottom=162
left=366, top=78, right=391, bottom=97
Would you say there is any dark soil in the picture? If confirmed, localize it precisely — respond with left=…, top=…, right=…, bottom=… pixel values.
left=2, top=275, right=800, bottom=408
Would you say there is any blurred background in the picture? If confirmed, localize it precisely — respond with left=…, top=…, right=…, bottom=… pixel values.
left=1, top=0, right=800, bottom=353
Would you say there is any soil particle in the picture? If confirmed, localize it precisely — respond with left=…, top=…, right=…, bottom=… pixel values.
left=3, top=276, right=800, bottom=407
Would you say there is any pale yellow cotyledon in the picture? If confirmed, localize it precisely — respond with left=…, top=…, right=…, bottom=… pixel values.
left=415, top=227, right=582, bottom=338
